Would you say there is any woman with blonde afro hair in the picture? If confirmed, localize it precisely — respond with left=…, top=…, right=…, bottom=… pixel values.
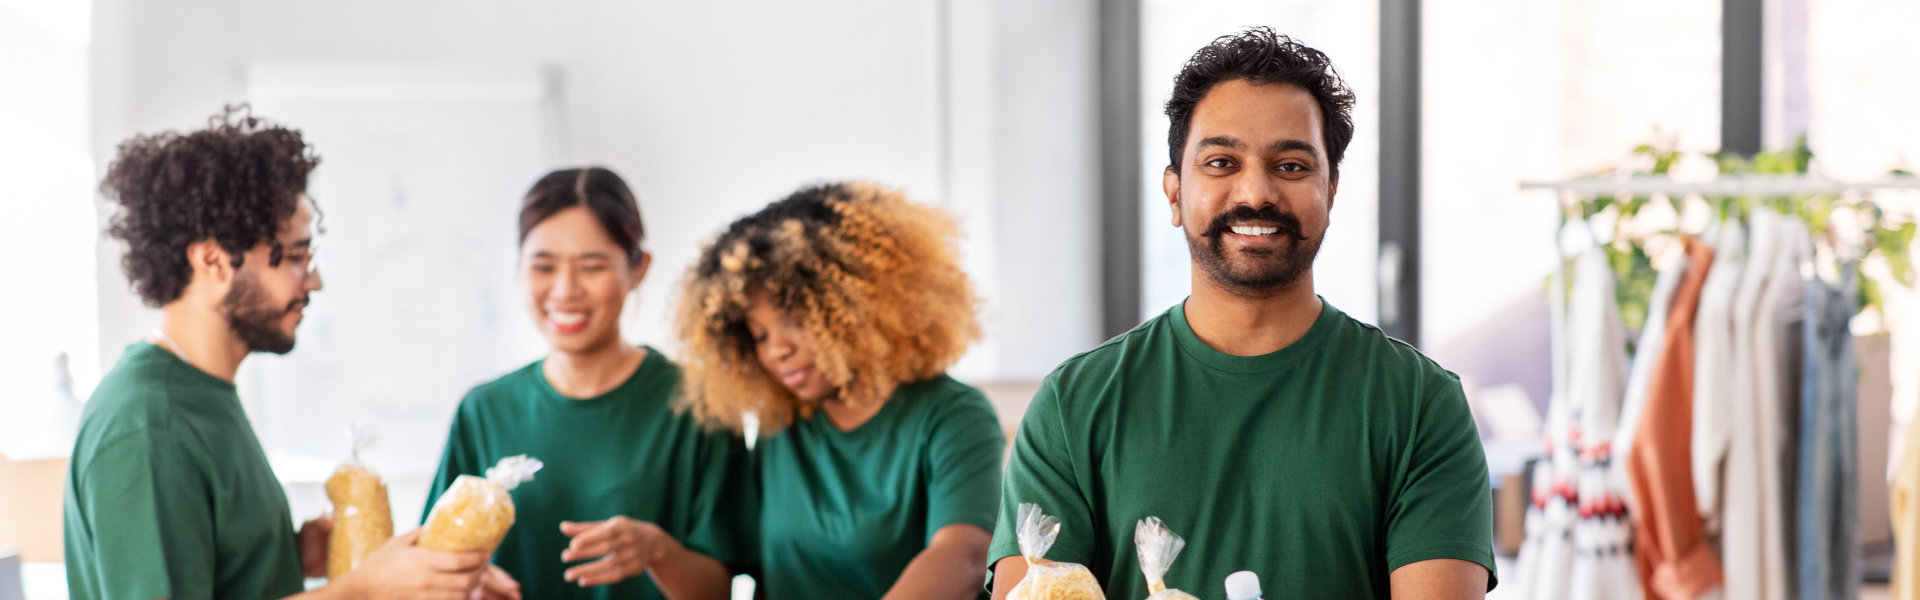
left=675, top=181, right=1006, bottom=600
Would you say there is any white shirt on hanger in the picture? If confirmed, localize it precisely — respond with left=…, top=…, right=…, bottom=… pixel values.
left=1568, top=249, right=1635, bottom=600
left=1692, top=220, right=1747, bottom=527
left=1725, top=209, right=1781, bottom=600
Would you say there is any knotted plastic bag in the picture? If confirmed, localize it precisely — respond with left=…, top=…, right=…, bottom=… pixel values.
left=1134, top=516, right=1198, bottom=600
left=420, top=455, right=542, bottom=552
left=325, top=424, right=392, bottom=578
left=1007, top=503, right=1105, bottom=600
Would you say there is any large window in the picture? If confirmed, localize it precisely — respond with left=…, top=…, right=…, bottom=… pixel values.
left=1420, top=0, right=1722, bottom=351
left=0, top=0, right=98, bottom=460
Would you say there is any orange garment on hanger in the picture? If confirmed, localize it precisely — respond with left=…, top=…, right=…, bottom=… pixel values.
left=1627, top=237, right=1724, bottom=599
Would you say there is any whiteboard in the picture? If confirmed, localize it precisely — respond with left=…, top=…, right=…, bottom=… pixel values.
left=241, top=63, right=561, bottom=522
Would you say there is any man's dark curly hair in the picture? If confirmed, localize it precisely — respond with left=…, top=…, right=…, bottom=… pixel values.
left=103, top=105, right=321, bottom=307
left=1165, top=27, right=1356, bottom=179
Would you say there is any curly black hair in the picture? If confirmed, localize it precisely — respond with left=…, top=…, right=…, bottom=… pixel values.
left=1165, top=27, right=1356, bottom=179
left=103, top=105, right=321, bottom=307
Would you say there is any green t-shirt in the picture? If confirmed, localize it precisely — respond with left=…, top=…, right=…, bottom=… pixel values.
left=989, top=300, right=1496, bottom=598
left=755, top=374, right=1006, bottom=599
left=425, top=348, right=753, bottom=600
left=63, top=342, right=305, bottom=600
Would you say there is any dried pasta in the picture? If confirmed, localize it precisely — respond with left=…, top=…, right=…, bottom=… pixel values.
left=1007, top=503, right=1105, bottom=600
left=420, top=455, right=542, bottom=553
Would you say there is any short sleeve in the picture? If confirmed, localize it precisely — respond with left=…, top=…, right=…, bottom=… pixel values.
left=922, top=388, right=1008, bottom=543
left=422, top=394, right=483, bottom=524
left=1384, top=375, right=1499, bottom=589
left=988, top=376, right=1094, bottom=571
left=674, top=426, right=757, bottom=572
left=71, top=432, right=216, bottom=600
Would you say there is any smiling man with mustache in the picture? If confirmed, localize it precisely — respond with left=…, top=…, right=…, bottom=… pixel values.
left=989, top=28, right=1496, bottom=599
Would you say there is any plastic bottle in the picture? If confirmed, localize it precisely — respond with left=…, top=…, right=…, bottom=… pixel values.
left=1225, top=570, right=1262, bottom=600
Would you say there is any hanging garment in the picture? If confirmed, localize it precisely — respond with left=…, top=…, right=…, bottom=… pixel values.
left=1693, top=221, right=1748, bottom=532
left=1517, top=264, right=1580, bottom=598
left=1525, top=249, right=1625, bottom=600
left=1886, top=269, right=1920, bottom=600
left=1722, top=211, right=1781, bottom=600
left=1885, top=259, right=1920, bottom=481
left=1798, top=259, right=1860, bottom=600
left=1566, top=250, right=1640, bottom=600
left=1898, top=414, right=1920, bottom=600
left=1613, top=249, right=1696, bottom=512
left=1748, top=214, right=1808, bottom=600
left=1628, top=237, right=1723, bottom=599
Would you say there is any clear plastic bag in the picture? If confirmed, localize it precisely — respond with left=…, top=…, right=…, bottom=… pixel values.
left=1135, top=516, right=1198, bottom=600
left=419, top=455, right=542, bottom=553
left=325, top=424, right=392, bottom=578
left=1007, top=503, right=1105, bottom=600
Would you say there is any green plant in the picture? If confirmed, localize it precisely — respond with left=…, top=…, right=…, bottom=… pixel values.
left=1558, top=135, right=1917, bottom=347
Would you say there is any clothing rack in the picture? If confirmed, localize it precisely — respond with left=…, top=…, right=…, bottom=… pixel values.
left=1510, top=173, right=1920, bottom=600
left=1520, top=174, right=1920, bottom=197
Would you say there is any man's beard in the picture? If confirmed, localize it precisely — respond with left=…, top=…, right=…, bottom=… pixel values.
left=1186, top=203, right=1324, bottom=292
left=223, top=270, right=305, bottom=355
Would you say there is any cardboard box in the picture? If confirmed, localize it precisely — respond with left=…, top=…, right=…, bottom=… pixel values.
left=0, top=455, right=65, bottom=563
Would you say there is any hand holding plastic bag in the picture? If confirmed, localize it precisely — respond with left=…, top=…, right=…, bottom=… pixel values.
left=420, top=455, right=542, bottom=553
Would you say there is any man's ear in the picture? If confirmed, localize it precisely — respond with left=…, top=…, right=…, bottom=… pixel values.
left=1163, top=167, right=1183, bottom=228
left=184, top=239, right=237, bottom=289
left=1328, top=171, right=1339, bottom=212
left=185, top=239, right=236, bottom=278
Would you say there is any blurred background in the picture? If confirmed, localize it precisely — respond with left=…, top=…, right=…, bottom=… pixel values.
left=2, top=0, right=1917, bottom=598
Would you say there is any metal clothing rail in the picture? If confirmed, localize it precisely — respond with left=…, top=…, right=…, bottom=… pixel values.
left=1519, top=174, right=1920, bottom=197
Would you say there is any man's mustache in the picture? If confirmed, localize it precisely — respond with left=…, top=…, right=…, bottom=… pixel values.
left=1203, top=205, right=1307, bottom=241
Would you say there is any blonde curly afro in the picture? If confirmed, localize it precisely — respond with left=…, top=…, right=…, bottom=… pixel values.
left=674, top=181, right=980, bottom=434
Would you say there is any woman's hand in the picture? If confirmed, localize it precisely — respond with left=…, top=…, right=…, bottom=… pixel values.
left=559, top=516, right=680, bottom=587
left=469, top=564, right=522, bottom=600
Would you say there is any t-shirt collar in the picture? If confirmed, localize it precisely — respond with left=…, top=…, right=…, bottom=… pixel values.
left=534, top=345, right=662, bottom=404
left=1168, top=296, right=1338, bottom=375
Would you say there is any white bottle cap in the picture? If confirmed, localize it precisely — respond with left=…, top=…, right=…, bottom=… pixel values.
left=1225, top=570, right=1262, bottom=600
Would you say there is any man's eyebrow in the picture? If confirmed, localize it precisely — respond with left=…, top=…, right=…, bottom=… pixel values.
left=1268, top=139, right=1317, bottom=155
left=1196, top=135, right=1245, bottom=152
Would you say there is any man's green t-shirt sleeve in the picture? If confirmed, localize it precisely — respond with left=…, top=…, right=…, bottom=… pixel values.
left=922, top=389, right=1007, bottom=543
left=74, top=433, right=216, bottom=600
left=1383, top=376, right=1499, bottom=587
left=989, top=378, right=1093, bottom=569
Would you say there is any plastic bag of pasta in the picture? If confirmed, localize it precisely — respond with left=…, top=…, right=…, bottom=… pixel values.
left=1007, top=503, right=1105, bottom=600
left=325, top=425, right=392, bottom=578
left=1134, top=516, right=1199, bottom=600
left=419, top=455, right=543, bottom=553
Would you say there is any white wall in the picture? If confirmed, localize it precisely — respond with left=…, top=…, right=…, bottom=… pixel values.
left=87, top=0, right=1103, bottom=392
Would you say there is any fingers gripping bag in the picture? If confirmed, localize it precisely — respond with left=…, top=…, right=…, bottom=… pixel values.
left=326, top=425, right=393, bottom=578
left=1134, top=516, right=1199, bottom=600
left=420, top=455, right=543, bottom=552
left=1007, top=503, right=1105, bottom=600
